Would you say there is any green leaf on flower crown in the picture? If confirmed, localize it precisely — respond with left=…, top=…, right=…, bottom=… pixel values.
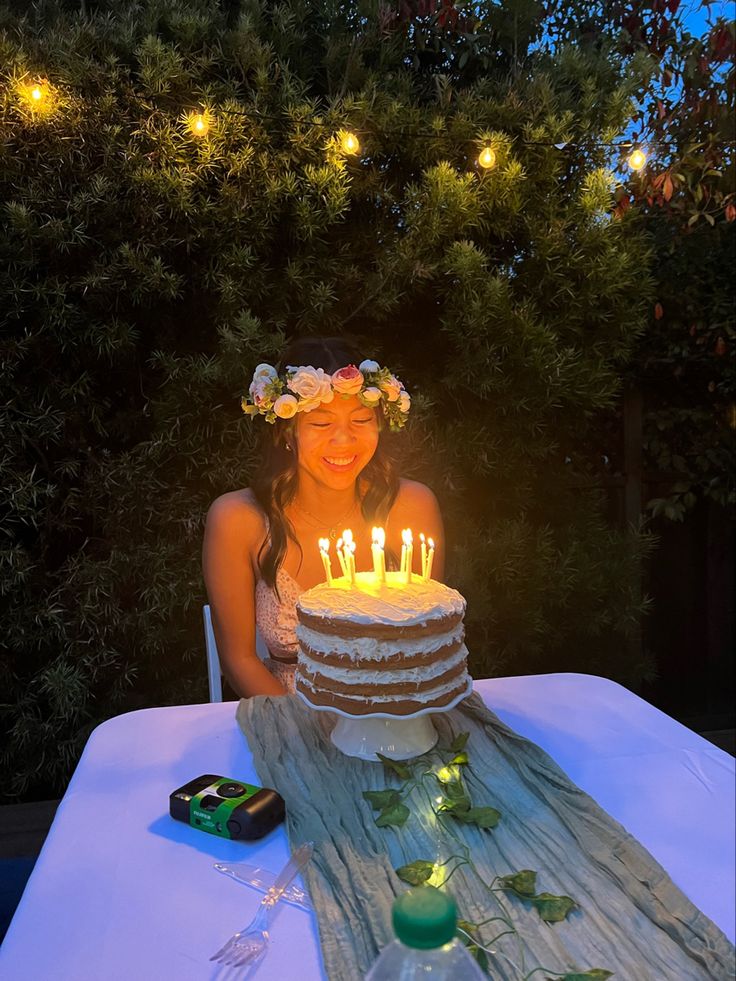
left=499, top=870, right=537, bottom=897
left=362, top=789, right=401, bottom=811
left=375, top=801, right=411, bottom=828
left=376, top=752, right=412, bottom=780
left=450, top=732, right=470, bottom=752
left=530, top=892, right=577, bottom=923
left=395, top=859, right=435, bottom=885
left=456, top=805, right=501, bottom=829
left=450, top=751, right=469, bottom=765
left=550, top=971, right=613, bottom=980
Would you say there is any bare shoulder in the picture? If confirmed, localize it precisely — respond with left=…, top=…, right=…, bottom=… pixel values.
left=205, top=489, right=267, bottom=546
left=393, top=478, right=441, bottom=513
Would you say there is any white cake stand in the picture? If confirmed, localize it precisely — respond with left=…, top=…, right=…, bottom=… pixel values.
left=296, top=678, right=473, bottom=761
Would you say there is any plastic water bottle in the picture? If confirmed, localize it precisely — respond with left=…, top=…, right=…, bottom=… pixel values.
left=365, top=886, right=488, bottom=979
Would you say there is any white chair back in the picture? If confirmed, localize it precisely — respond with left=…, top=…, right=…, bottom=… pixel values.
left=202, top=605, right=223, bottom=702
left=202, top=604, right=270, bottom=702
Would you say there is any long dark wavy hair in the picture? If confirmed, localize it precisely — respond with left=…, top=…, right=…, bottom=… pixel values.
left=250, top=336, right=401, bottom=593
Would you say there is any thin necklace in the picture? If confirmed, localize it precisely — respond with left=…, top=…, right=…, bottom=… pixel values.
left=293, top=497, right=360, bottom=541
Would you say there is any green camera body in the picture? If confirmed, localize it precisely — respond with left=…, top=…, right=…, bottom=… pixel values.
left=170, top=774, right=285, bottom=840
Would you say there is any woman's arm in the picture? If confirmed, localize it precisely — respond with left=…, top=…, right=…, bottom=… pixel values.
left=389, top=479, right=446, bottom=582
left=202, top=493, right=286, bottom=697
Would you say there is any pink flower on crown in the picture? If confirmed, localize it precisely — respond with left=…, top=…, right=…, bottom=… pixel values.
left=380, top=373, right=403, bottom=402
left=331, top=364, right=364, bottom=396
left=287, top=366, right=333, bottom=404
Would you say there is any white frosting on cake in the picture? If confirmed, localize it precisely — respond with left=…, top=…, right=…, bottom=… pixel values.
left=299, top=644, right=468, bottom=686
left=296, top=571, right=465, bottom=626
left=295, top=623, right=464, bottom=661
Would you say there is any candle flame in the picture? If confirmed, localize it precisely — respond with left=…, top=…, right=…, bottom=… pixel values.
left=372, top=526, right=385, bottom=548
left=402, top=528, right=413, bottom=545
left=318, top=537, right=330, bottom=552
left=428, top=538, right=434, bottom=549
left=342, top=529, right=354, bottom=546
left=420, top=532, right=426, bottom=544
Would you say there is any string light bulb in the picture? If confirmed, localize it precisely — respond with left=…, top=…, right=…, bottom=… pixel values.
left=478, top=146, right=496, bottom=169
left=187, top=111, right=211, bottom=137
left=18, top=80, right=52, bottom=111
left=627, top=148, right=647, bottom=171
left=340, top=130, right=360, bottom=155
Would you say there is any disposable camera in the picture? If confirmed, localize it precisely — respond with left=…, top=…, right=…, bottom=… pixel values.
left=170, top=774, right=285, bottom=840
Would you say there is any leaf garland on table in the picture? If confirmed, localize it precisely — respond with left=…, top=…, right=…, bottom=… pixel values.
left=361, top=730, right=612, bottom=980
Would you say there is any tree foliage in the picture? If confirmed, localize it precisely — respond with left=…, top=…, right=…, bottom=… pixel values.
left=0, top=0, right=682, bottom=800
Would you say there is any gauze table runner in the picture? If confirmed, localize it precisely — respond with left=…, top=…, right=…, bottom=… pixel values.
left=237, top=693, right=734, bottom=980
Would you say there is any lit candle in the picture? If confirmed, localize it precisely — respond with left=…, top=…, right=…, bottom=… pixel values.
left=420, top=533, right=427, bottom=579
left=335, top=538, right=349, bottom=578
left=425, top=538, right=435, bottom=582
left=319, top=537, right=333, bottom=586
left=402, top=528, right=413, bottom=584
left=342, top=529, right=356, bottom=586
left=372, top=527, right=386, bottom=585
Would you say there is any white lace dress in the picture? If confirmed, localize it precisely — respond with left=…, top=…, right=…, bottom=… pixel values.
left=254, top=568, right=304, bottom=693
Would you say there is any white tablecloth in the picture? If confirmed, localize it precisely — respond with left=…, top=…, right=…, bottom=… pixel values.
left=1, top=674, right=733, bottom=980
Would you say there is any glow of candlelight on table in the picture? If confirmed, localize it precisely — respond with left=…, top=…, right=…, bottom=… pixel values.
left=371, top=526, right=386, bottom=584
left=401, top=528, right=413, bottom=584
left=318, top=537, right=333, bottom=586
left=342, top=529, right=357, bottom=585
left=425, top=537, right=435, bottom=582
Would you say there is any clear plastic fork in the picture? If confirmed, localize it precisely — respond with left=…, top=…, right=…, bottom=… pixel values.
left=209, top=842, right=314, bottom=968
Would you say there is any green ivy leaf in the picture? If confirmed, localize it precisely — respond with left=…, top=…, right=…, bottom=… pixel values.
left=531, top=892, right=577, bottom=923
left=451, top=751, right=469, bottom=765
left=376, top=752, right=412, bottom=780
left=499, top=870, right=537, bottom=897
left=437, top=795, right=471, bottom=815
left=450, top=732, right=469, bottom=752
left=551, top=971, right=613, bottom=981
left=456, top=805, right=501, bottom=829
left=376, top=801, right=411, bottom=828
left=362, top=789, right=401, bottom=811
left=395, top=859, right=434, bottom=885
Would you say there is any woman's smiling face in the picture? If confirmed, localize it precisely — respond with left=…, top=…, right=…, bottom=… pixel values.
left=293, top=395, right=379, bottom=489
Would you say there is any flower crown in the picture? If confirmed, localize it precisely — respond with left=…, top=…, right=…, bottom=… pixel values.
left=242, top=360, right=411, bottom=431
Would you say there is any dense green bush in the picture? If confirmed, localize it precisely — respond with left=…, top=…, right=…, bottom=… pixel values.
left=1, top=0, right=660, bottom=801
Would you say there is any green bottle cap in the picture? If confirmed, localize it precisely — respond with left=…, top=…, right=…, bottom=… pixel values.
left=392, top=887, right=457, bottom=949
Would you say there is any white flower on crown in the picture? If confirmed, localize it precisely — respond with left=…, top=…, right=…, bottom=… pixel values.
left=362, top=386, right=382, bottom=405
left=249, top=378, right=271, bottom=406
left=287, top=366, right=333, bottom=404
left=331, top=364, right=364, bottom=395
left=273, top=394, right=298, bottom=418
left=253, top=363, right=278, bottom=381
left=358, top=359, right=380, bottom=373
left=380, top=373, right=403, bottom=402
left=398, top=390, right=411, bottom=413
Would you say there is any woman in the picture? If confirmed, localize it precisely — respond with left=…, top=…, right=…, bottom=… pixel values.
left=202, top=336, right=445, bottom=698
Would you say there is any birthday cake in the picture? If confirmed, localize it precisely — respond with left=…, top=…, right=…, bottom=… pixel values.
left=294, top=572, right=470, bottom=716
